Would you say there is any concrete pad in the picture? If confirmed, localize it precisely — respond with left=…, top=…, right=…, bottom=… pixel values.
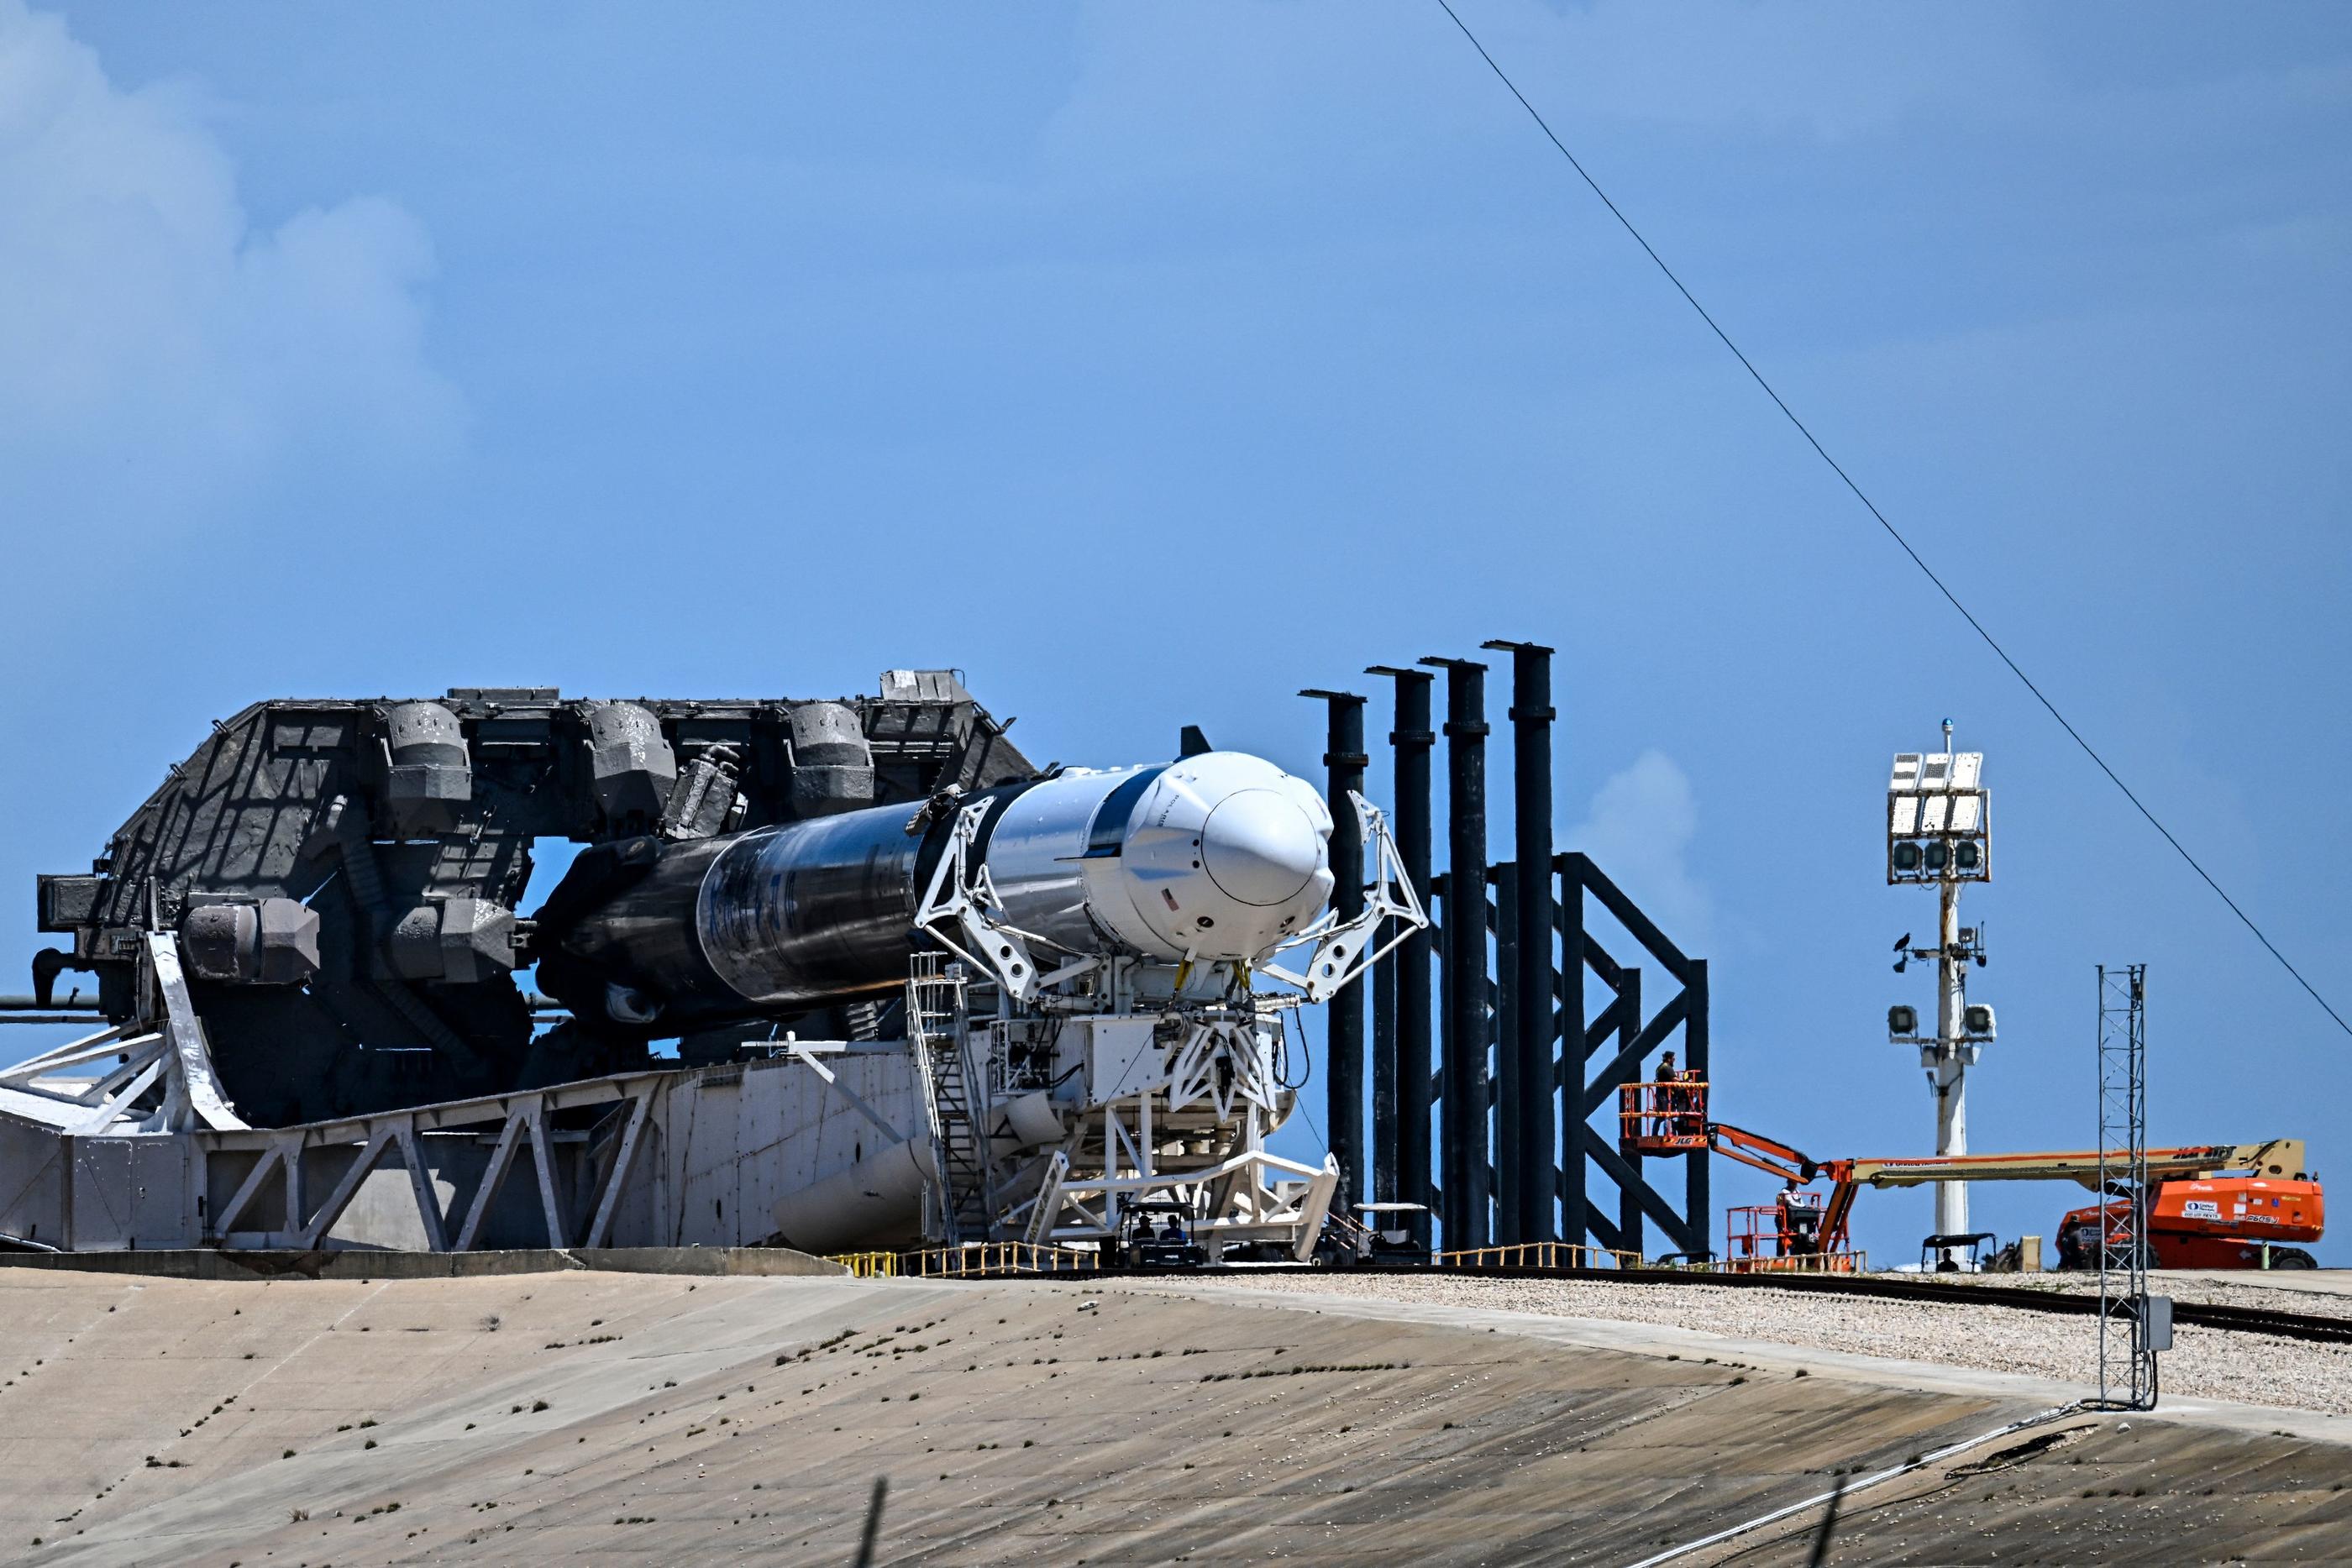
left=1147, top=1279, right=2352, bottom=1449
left=3, top=1270, right=2349, bottom=1565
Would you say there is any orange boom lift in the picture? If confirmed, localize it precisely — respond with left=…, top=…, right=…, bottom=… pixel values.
left=1620, top=1078, right=2322, bottom=1270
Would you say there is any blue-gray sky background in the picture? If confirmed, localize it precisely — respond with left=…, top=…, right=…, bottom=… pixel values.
left=3, top=2, right=2346, bottom=1261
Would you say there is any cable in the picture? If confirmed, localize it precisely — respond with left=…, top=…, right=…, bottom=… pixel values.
left=1288, top=1005, right=1332, bottom=1157
left=1432, top=0, right=2352, bottom=1041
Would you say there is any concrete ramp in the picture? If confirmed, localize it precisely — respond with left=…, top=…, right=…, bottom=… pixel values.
left=2, top=1266, right=2348, bottom=1564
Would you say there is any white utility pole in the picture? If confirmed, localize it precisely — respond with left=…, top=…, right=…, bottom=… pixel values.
left=1887, top=721, right=1993, bottom=1269
left=1932, top=722, right=1970, bottom=1245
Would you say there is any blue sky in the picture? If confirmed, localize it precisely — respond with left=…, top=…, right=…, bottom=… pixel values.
left=3, top=2, right=2347, bottom=1262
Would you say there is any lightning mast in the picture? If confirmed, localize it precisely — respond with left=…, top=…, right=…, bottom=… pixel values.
left=1886, top=721, right=1995, bottom=1267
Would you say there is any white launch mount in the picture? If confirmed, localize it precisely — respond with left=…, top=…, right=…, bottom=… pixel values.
left=1887, top=722, right=1995, bottom=1266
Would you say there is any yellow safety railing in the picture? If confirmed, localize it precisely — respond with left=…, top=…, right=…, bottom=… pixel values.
left=1433, top=1241, right=1646, bottom=1272
left=829, top=1251, right=902, bottom=1278
left=1650, top=1250, right=1871, bottom=1277
left=832, top=1245, right=1101, bottom=1279
left=900, top=1242, right=1102, bottom=1279
left=1720, top=1250, right=1869, bottom=1276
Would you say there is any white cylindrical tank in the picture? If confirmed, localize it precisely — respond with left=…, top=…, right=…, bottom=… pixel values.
left=769, top=1136, right=935, bottom=1254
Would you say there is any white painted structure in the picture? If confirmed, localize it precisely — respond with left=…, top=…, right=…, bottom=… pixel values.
left=1887, top=724, right=1995, bottom=1265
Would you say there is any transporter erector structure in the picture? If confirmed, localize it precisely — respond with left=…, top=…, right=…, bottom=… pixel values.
left=2, top=673, right=1424, bottom=1258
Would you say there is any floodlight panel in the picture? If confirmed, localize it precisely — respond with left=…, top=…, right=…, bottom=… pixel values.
left=1951, top=753, right=1982, bottom=789
left=1921, top=794, right=1950, bottom=833
left=1889, top=753, right=1923, bottom=792
left=1890, top=795, right=1921, bottom=836
left=1949, top=794, right=1982, bottom=833
left=1921, top=753, right=1952, bottom=788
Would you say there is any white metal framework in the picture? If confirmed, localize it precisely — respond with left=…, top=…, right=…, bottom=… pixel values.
left=1261, top=794, right=1426, bottom=1004
left=0, top=933, right=248, bottom=1135
left=1010, top=1015, right=1343, bottom=1261
left=912, top=800, right=1047, bottom=1002
left=902, top=792, right=1424, bottom=1261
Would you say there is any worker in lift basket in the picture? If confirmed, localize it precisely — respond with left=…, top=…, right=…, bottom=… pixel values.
left=1654, top=1051, right=1680, bottom=1141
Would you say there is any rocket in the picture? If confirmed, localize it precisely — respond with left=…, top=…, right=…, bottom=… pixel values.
left=531, top=751, right=1339, bottom=1033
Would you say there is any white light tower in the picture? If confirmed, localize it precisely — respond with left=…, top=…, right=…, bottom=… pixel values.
left=1886, top=722, right=1994, bottom=1267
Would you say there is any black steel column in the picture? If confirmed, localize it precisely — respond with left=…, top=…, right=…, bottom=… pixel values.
left=1616, top=967, right=1643, bottom=1259
left=1421, top=655, right=1488, bottom=1250
left=1372, top=896, right=1398, bottom=1209
left=1685, top=957, right=1710, bottom=1261
left=1434, top=870, right=1454, bottom=1232
left=1367, top=666, right=1435, bottom=1248
left=1557, top=852, right=1587, bottom=1247
left=1491, top=862, right=1519, bottom=1242
left=1485, top=639, right=1556, bottom=1243
left=1299, top=689, right=1368, bottom=1209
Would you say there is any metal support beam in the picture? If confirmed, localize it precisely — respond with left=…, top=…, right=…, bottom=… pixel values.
left=1581, top=1123, right=1704, bottom=1256
left=212, top=1144, right=286, bottom=1236
left=1615, top=968, right=1644, bottom=1259
left=1373, top=899, right=1399, bottom=1208
left=1492, top=865, right=1519, bottom=1240
left=1684, top=958, right=1710, bottom=1261
left=1301, top=688, right=1368, bottom=1211
left=1434, top=869, right=1455, bottom=1232
left=1368, top=665, right=1435, bottom=1248
left=1485, top=639, right=1557, bottom=1244
left=1422, top=655, right=1489, bottom=1250
left=1579, top=989, right=1690, bottom=1119
left=1557, top=853, right=1587, bottom=1245
left=585, top=1092, right=652, bottom=1249
left=1553, top=854, right=1709, bottom=1260
left=453, top=1104, right=530, bottom=1252
left=398, top=1127, right=449, bottom=1252
left=296, top=1125, right=397, bottom=1250
left=528, top=1104, right=566, bottom=1247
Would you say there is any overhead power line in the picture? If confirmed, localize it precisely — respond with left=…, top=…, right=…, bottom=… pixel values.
left=1432, top=0, right=2352, bottom=1041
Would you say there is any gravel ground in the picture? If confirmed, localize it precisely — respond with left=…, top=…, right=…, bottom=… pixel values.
left=1937, top=1268, right=2352, bottom=1319
left=1190, top=1272, right=2352, bottom=1416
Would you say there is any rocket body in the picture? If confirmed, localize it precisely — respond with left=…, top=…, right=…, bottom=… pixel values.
left=538, top=752, right=1334, bottom=1031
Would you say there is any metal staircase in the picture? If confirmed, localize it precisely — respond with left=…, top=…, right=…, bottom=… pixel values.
left=907, top=953, right=996, bottom=1244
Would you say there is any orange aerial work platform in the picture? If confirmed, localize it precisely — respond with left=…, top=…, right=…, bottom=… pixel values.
left=1616, top=1079, right=2318, bottom=1271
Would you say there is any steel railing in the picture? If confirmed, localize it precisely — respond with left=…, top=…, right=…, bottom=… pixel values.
left=1651, top=1250, right=1871, bottom=1277
left=830, top=1251, right=903, bottom=1278
left=1433, top=1241, right=1646, bottom=1271
left=900, top=1242, right=1102, bottom=1278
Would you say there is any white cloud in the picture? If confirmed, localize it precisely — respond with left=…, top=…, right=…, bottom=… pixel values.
left=0, top=2, right=459, bottom=532
left=1570, top=749, right=1710, bottom=950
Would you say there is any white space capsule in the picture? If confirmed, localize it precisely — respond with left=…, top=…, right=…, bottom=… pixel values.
left=984, top=751, right=1337, bottom=965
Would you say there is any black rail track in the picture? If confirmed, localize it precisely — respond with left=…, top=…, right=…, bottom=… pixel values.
left=1313, top=1262, right=2352, bottom=1347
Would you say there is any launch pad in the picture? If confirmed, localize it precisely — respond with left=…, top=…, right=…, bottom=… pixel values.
left=1, top=670, right=1425, bottom=1265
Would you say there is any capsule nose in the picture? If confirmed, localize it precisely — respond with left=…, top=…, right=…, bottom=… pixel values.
left=1199, top=789, right=1321, bottom=908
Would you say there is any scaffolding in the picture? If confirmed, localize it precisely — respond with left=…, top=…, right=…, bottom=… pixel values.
left=2097, top=962, right=2162, bottom=1409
